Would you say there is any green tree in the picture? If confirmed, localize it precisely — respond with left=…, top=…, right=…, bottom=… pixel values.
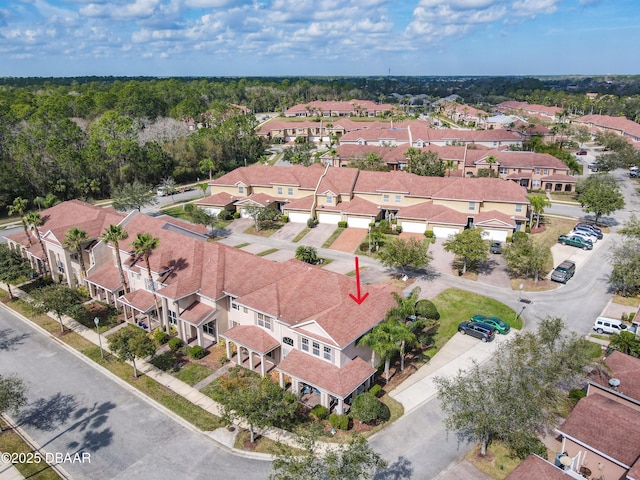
left=436, top=317, right=593, bottom=458
left=377, top=237, right=432, bottom=272
left=0, top=374, right=28, bottom=432
left=350, top=392, right=386, bottom=424
left=107, top=326, right=156, bottom=378
left=243, top=204, right=280, bottom=231
left=210, top=366, right=299, bottom=443
left=111, top=181, right=158, bottom=212
left=196, top=182, right=209, bottom=198
left=0, top=244, right=33, bottom=299
left=24, top=211, right=50, bottom=276
left=503, top=236, right=551, bottom=283
left=485, top=155, right=498, bottom=174
left=349, top=152, right=388, bottom=172
left=33, top=193, right=60, bottom=210
left=620, top=214, right=640, bottom=238
left=101, top=224, right=129, bottom=294
left=295, top=245, right=319, bottom=264
left=8, top=197, right=31, bottom=246
left=528, top=195, right=551, bottom=229
left=159, top=176, right=177, bottom=202
left=576, top=174, right=625, bottom=225
left=573, top=125, right=591, bottom=149
left=64, top=227, right=89, bottom=280
left=443, top=228, right=489, bottom=274
left=405, top=148, right=445, bottom=176
left=31, top=284, right=85, bottom=333
left=608, top=238, right=640, bottom=296
left=131, top=232, right=161, bottom=319
left=358, top=320, right=401, bottom=384
left=270, top=431, right=386, bottom=480
left=609, top=331, right=640, bottom=356
left=198, top=158, right=216, bottom=181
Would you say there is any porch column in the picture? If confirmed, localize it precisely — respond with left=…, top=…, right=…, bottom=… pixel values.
left=225, top=340, right=231, bottom=360
left=279, top=371, right=284, bottom=388
left=320, top=391, right=330, bottom=409
left=196, top=326, right=203, bottom=347
left=260, top=354, right=265, bottom=377
left=248, top=351, right=254, bottom=370
left=337, top=398, right=344, bottom=414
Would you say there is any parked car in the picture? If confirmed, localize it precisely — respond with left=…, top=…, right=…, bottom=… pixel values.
left=588, top=163, right=599, bottom=172
left=574, top=223, right=603, bottom=239
left=569, top=229, right=598, bottom=243
left=576, top=150, right=588, bottom=156
left=593, top=317, right=634, bottom=335
left=458, top=321, right=496, bottom=342
left=471, top=315, right=510, bottom=334
left=630, top=166, right=640, bottom=178
left=489, top=241, right=502, bottom=254
left=558, top=234, right=593, bottom=250
left=550, top=260, right=576, bottom=284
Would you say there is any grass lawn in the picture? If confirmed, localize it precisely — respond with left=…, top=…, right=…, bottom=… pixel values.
left=174, top=363, right=213, bottom=386
left=234, top=428, right=282, bottom=454
left=244, top=224, right=283, bottom=237
left=466, top=442, right=522, bottom=480
left=321, top=227, right=344, bottom=248
left=431, top=288, right=519, bottom=352
left=292, top=227, right=310, bottom=243
left=257, top=248, right=278, bottom=257
left=234, top=242, right=250, bottom=249
left=0, top=419, right=61, bottom=480
left=612, top=295, right=640, bottom=307
left=530, top=216, right=576, bottom=251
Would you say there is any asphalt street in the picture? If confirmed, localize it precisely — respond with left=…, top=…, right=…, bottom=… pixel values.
left=0, top=306, right=272, bottom=480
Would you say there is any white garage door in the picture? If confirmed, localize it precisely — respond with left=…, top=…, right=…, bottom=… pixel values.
left=240, top=208, right=251, bottom=218
left=401, top=221, right=427, bottom=234
left=288, top=212, right=310, bottom=223
left=318, top=213, right=341, bottom=224
left=432, top=226, right=460, bottom=238
left=482, top=229, right=509, bottom=242
left=347, top=216, right=373, bottom=229
left=204, top=207, right=221, bottom=216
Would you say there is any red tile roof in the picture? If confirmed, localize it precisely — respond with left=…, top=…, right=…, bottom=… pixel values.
left=194, top=192, right=236, bottom=207
left=120, top=289, right=156, bottom=312
left=576, top=114, right=640, bottom=139
left=557, top=393, right=640, bottom=467
left=211, top=164, right=325, bottom=190
left=277, top=349, right=375, bottom=398
left=179, top=301, right=215, bottom=327
left=86, top=263, right=122, bottom=291
left=506, top=454, right=566, bottom=480
left=222, top=325, right=280, bottom=354
left=590, top=350, right=640, bottom=402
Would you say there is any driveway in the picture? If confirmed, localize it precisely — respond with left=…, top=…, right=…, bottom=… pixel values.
left=294, top=223, right=336, bottom=248
left=270, top=221, right=307, bottom=242
left=329, top=227, right=367, bottom=253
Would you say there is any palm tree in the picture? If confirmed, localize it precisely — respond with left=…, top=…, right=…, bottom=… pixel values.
left=199, top=158, right=215, bottom=181
left=131, top=233, right=161, bottom=324
left=444, top=159, right=457, bottom=177
left=486, top=155, right=498, bottom=176
left=295, top=245, right=319, bottom=265
left=101, top=224, right=129, bottom=294
left=24, top=211, right=50, bottom=277
left=609, top=331, right=640, bottom=356
left=390, top=322, right=417, bottom=372
left=64, top=227, right=89, bottom=281
left=528, top=195, right=552, bottom=229
left=8, top=197, right=31, bottom=246
left=358, top=322, right=401, bottom=384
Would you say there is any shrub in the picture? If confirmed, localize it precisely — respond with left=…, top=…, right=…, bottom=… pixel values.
left=512, top=231, right=528, bottom=243
left=220, top=354, right=229, bottom=364
left=369, top=384, right=382, bottom=397
left=329, top=413, right=350, bottom=430
left=359, top=241, right=370, bottom=253
left=150, top=352, right=178, bottom=372
left=218, top=210, right=233, bottom=221
left=311, top=404, right=329, bottom=420
left=307, top=217, right=318, bottom=228
left=188, top=345, right=207, bottom=360
left=424, top=230, right=434, bottom=238
left=281, top=215, right=289, bottom=223
left=506, top=235, right=513, bottom=243
left=394, top=226, right=402, bottom=234
left=337, top=221, right=348, bottom=228
left=154, top=329, right=170, bottom=345
left=233, top=211, right=241, bottom=219
left=415, top=299, right=440, bottom=320
left=167, top=337, right=183, bottom=352
left=569, top=388, right=587, bottom=406
left=350, top=392, right=385, bottom=424
left=630, top=312, right=636, bottom=322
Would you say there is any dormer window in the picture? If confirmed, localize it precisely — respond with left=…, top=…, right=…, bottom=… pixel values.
left=326, top=195, right=333, bottom=204
left=238, top=186, right=244, bottom=194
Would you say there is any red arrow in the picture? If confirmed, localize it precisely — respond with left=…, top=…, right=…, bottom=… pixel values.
left=349, top=256, right=369, bottom=305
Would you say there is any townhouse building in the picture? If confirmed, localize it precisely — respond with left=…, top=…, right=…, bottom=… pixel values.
left=197, top=164, right=530, bottom=241
left=284, top=100, right=396, bottom=118
left=507, top=351, right=640, bottom=479
left=4, top=199, right=398, bottom=414
left=495, top=101, right=565, bottom=123
left=574, top=114, right=640, bottom=145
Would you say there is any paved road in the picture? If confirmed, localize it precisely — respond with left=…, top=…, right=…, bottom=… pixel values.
left=0, top=306, right=271, bottom=480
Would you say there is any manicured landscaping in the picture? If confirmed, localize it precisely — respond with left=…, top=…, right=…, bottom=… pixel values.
left=321, top=227, right=345, bottom=248
left=292, top=227, right=310, bottom=243
left=257, top=248, right=278, bottom=256
left=174, top=363, right=213, bottom=386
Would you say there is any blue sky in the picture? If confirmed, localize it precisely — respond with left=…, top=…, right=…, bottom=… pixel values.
left=0, top=0, right=636, bottom=77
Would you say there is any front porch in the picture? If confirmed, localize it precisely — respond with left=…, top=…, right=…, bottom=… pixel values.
left=119, top=289, right=159, bottom=332
left=229, top=349, right=276, bottom=376
left=221, top=325, right=280, bottom=377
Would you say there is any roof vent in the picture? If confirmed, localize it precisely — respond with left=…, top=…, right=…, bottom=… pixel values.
left=609, top=378, right=621, bottom=390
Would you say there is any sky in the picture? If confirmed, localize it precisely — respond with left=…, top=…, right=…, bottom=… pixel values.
left=0, top=0, right=638, bottom=77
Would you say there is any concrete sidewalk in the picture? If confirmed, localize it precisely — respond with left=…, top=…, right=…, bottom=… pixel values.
left=390, top=333, right=509, bottom=412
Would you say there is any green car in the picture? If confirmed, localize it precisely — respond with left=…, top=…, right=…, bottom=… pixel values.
left=558, top=234, right=593, bottom=250
left=471, top=315, right=511, bottom=334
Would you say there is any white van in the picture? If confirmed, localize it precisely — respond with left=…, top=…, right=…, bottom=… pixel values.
left=593, top=317, right=633, bottom=334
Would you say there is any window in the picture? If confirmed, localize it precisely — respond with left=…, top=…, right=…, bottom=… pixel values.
left=326, top=195, right=332, bottom=204
left=203, top=322, right=216, bottom=336
left=301, top=338, right=309, bottom=352
left=535, top=168, right=540, bottom=174
left=288, top=188, right=294, bottom=196
left=277, top=187, right=283, bottom=195
left=312, top=341, right=320, bottom=356
left=394, top=195, right=401, bottom=203
left=383, top=194, right=390, bottom=203
left=238, top=186, right=244, bottom=194
left=283, top=337, right=294, bottom=347
left=499, top=167, right=508, bottom=174
left=168, top=310, right=177, bottom=325
left=257, top=313, right=272, bottom=330
left=515, top=204, right=523, bottom=213
left=323, top=346, right=332, bottom=361
left=243, top=307, right=248, bottom=314
left=543, top=169, right=548, bottom=175
left=468, top=202, right=476, bottom=211
left=230, top=297, right=239, bottom=310
left=532, top=180, right=541, bottom=188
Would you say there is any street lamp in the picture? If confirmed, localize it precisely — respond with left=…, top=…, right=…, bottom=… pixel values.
left=94, top=317, right=104, bottom=359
